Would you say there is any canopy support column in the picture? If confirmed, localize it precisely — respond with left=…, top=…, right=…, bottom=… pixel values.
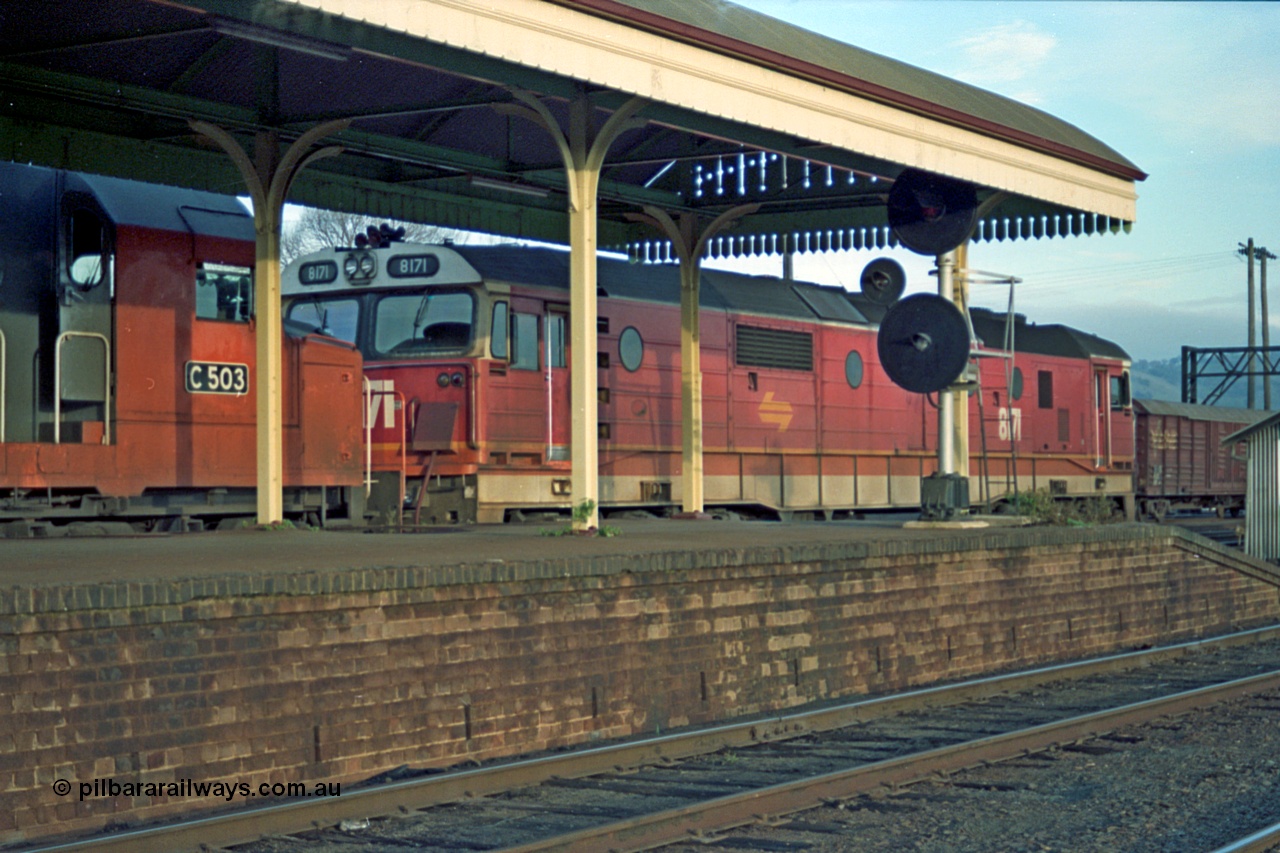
left=629, top=205, right=758, bottom=515
left=951, top=242, right=971, bottom=476
left=936, top=251, right=957, bottom=477
left=502, top=89, right=645, bottom=529
left=189, top=119, right=347, bottom=525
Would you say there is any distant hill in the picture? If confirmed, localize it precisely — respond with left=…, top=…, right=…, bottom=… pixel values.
left=1130, top=358, right=1183, bottom=402
left=1130, top=356, right=1265, bottom=409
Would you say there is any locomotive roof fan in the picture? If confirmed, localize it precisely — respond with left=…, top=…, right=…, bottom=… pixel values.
left=886, top=169, right=979, bottom=256
left=877, top=293, right=971, bottom=394
left=859, top=258, right=907, bottom=306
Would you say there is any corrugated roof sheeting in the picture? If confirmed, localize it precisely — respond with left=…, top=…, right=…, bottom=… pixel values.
left=1135, top=399, right=1273, bottom=425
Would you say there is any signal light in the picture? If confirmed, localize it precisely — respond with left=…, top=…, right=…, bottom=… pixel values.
left=354, top=223, right=408, bottom=249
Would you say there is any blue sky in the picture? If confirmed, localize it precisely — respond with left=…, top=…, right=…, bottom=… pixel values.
left=718, top=1, right=1280, bottom=362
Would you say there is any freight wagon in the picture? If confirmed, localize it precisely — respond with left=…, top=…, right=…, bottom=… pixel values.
left=1132, top=399, right=1267, bottom=519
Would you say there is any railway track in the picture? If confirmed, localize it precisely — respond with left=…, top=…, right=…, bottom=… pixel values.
left=29, top=625, right=1280, bottom=853
left=1169, top=515, right=1246, bottom=549
left=1213, top=822, right=1280, bottom=853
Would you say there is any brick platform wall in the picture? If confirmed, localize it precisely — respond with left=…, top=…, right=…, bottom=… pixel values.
left=2, top=525, right=1278, bottom=844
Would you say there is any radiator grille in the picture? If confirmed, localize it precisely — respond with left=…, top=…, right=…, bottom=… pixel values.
left=735, top=325, right=813, bottom=371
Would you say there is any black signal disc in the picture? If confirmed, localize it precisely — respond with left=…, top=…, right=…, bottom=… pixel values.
left=859, top=257, right=907, bottom=306
left=876, top=293, right=970, bottom=394
left=887, top=169, right=978, bottom=257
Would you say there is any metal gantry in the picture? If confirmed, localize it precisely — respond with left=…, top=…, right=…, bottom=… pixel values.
left=1182, top=345, right=1280, bottom=407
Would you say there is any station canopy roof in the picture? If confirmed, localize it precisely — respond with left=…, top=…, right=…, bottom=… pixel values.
left=0, top=0, right=1145, bottom=260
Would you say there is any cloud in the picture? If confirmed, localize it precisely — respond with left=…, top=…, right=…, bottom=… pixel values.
left=947, top=21, right=1057, bottom=102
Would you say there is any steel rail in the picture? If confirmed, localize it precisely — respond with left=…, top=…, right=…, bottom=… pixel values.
left=25, top=624, right=1280, bottom=853
left=1209, top=821, right=1280, bottom=853
left=493, top=669, right=1280, bottom=853
left=1203, top=819, right=1280, bottom=850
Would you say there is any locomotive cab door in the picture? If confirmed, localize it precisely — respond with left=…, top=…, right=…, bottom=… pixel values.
left=1094, top=367, right=1111, bottom=468
left=491, top=296, right=571, bottom=466
left=48, top=187, right=114, bottom=445
left=545, top=305, right=570, bottom=461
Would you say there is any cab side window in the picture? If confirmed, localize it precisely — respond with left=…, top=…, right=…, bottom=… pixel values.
left=66, top=208, right=110, bottom=293
left=511, top=312, right=539, bottom=370
left=1110, top=372, right=1131, bottom=409
left=196, top=263, right=253, bottom=322
left=491, top=302, right=509, bottom=359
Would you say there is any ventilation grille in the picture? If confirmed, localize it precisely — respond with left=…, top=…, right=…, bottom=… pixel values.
left=735, top=325, right=813, bottom=371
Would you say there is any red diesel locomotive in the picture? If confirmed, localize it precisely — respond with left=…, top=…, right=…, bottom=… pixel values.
left=282, top=239, right=1136, bottom=524
left=0, top=163, right=364, bottom=532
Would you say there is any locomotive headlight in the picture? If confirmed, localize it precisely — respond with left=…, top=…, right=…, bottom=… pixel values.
left=437, top=372, right=451, bottom=388
left=343, top=251, right=377, bottom=282
left=451, top=372, right=465, bottom=387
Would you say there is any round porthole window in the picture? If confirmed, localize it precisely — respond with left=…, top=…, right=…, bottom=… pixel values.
left=1010, top=366, right=1024, bottom=401
left=619, top=326, right=644, bottom=372
left=845, top=350, right=864, bottom=389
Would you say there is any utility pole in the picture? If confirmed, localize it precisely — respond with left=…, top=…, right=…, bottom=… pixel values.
left=1261, top=246, right=1278, bottom=409
left=1240, top=239, right=1257, bottom=408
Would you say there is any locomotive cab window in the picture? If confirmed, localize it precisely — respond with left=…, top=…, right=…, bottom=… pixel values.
left=196, top=263, right=253, bottom=322
left=66, top=208, right=110, bottom=291
left=286, top=297, right=359, bottom=344
left=1111, top=371, right=1132, bottom=410
left=490, top=302, right=509, bottom=359
left=547, top=313, right=566, bottom=369
left=510, top=311, right=539, bottom=370
left=374, top=290, right=474, bottom=358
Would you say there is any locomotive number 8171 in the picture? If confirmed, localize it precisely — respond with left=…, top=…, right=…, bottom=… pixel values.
left=282, top=233, right=1137, bottom=525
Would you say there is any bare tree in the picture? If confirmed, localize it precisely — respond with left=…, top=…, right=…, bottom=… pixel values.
left=281, top=206, right=464, bottom=266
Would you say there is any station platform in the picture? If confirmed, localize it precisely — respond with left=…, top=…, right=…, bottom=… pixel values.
left=1, top=514, right=976, bottom=587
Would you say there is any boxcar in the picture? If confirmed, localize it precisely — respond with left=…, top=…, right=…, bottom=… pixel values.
left=1132, top=398, right=1267, bottom=519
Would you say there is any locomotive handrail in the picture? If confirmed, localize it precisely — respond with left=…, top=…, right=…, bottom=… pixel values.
left=394, top=388, right=408, bottom=511
left=363, top=377, right=374, bottom=496
left=361, top=378, right=409, bottom=507
left=53, top=331, right=111, bottom=445
left=470, top=363, right=479, bottom=449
